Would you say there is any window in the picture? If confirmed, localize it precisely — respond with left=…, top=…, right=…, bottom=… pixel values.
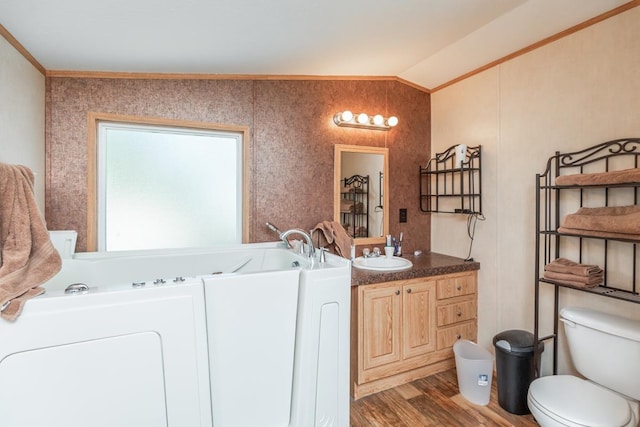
left=88, top=115, right=248, bottom=251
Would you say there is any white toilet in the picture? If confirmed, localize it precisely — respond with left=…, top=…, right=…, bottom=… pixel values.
left=528, top=307, right=640, bottom=427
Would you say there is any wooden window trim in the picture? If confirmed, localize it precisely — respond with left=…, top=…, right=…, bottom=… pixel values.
left=86, top=112, right=250, bottom=251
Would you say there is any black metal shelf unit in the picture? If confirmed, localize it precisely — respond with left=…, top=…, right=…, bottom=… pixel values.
left=340, top=174, right=369, bottom=239
left=534, top=138, right=640, bottom=374
left=419, top=145, right=482, bottom=214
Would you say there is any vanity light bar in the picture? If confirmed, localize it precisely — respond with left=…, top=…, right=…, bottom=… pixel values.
left=333, top=111, right=398, bottom=131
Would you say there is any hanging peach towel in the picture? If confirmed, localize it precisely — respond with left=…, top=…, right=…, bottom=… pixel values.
left=0, top=163, right=61, bottom=321
left=312, top=220, right=353, bottom=259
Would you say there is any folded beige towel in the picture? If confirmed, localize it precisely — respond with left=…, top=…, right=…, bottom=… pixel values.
left=543, top=270, right=603, bottom=286
left=0, top=163, right=62, bottom=321
left=312, top=220, right=353, bottom=259
left=340, top=199, right=353, bottom=213
left=561, top=205, right=640, bottom=236
left=555, top=168, right=640, bottom=186
left=557, top=227, right=640, bottom=242
left=544, top=257, right=602, bottom=276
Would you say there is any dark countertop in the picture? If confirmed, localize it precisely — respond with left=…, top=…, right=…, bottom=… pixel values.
left=351, top=251, right=480, bottom=286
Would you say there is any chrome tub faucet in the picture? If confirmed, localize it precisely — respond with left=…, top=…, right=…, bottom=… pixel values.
left=279, top=228, right=316, bottom=259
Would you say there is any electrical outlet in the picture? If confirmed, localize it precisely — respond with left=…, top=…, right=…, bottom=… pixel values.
left=399, top=208, right=407, bottom=223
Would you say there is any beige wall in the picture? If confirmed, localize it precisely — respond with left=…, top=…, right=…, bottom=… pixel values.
left=0, top=36, right=46, bottom=208
left=431, top=6, right=640, bottom=374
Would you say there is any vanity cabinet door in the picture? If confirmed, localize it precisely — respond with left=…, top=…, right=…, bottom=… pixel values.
left=402, top=280, right=436, bottom=359
left=362, top=285, right=402, bottom=370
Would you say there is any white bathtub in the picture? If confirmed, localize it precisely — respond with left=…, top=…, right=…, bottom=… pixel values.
left=0, top=242, right=351, bottom=427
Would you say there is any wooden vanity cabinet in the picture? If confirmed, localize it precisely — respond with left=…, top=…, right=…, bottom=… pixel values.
left=360, top=279, right=436, bottom=372
left=351, top=271, right=477, bottom=399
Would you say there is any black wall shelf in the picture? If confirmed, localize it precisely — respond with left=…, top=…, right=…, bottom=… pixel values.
left=419, top=145, right=482, bottom=215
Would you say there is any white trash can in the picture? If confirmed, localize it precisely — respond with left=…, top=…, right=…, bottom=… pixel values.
left=453, top=339, right=494, bottom=406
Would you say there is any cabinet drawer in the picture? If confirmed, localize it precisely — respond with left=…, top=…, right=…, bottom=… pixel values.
left=436, top=321, right=476, bottom=350
left=437, top=299, right=476, bottom=327
left=436, top=275, right=476, bottom=300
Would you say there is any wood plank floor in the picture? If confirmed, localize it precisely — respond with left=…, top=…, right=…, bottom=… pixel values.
left=350, top=368, right=539, bottom=426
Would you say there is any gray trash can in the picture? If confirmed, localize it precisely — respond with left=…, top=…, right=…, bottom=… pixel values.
left=493, top=330, right=543, bottom=415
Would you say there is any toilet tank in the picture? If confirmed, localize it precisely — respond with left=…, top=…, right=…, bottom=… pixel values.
left=561, top=307, right=640, bottom=400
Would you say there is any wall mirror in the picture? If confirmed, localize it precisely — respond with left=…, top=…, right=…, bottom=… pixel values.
left=334, top=144, right=389, bottom=245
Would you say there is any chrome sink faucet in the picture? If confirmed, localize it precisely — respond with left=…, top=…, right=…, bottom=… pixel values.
left=362, top=247, right=381, bottom=258
left=279, top=228, right=316, bottom=259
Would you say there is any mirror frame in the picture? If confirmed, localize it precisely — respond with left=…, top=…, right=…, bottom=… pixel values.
left=334, top=144, right=389, bottom=245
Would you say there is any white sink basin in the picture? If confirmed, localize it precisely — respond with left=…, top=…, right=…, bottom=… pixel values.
left=352, top=256, right=413, bottom=272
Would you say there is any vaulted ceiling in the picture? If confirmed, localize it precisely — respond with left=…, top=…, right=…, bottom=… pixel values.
left=0, top=0, right=633, bottom=90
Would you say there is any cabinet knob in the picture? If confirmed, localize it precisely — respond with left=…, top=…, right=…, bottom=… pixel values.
left=456, top=285, right=462, bottom=291
left=456, top=334, right=462, bottom=339
left=407, top=288, right=412, bottom=293
left=456, top=309, right=462, bottom=317
left=395, top=290, right=400, bottom=295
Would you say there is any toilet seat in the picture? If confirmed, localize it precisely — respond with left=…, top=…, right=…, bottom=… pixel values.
left=528, top=375, right=632, bottom=427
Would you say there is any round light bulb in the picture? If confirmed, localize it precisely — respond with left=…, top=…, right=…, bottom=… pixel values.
left=373, top=114, right=384, bottom=126
left=340, top=110, right=353, bottom=122
left=387, top=116, right=399, bottom=127
left=357, top=113, right=369, bottom=124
